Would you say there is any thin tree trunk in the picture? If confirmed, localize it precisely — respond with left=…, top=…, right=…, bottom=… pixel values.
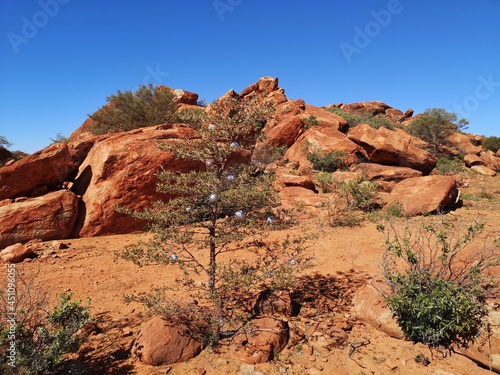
left=209, top=201, right=221, bottom=345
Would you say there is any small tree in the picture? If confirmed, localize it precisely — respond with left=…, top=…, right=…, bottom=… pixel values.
left=0, top=135, right=12, bottom=149
left=119, top=96, right=310, bottom=345
left=406, top=108, right=469, bottom=155
left=379, top=218, right=498, bottom=348
left=89, top=84, right=179, bottom=134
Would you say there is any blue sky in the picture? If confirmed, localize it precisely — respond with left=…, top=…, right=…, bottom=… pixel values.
left=1, top=0, right=499, bottom=153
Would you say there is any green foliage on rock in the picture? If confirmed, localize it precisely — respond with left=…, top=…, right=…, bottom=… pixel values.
left=89, top=84, right=179, bottom=134
left=326, top=106, right=394, bottom=130
left=307, top=148, right=348, bottom=172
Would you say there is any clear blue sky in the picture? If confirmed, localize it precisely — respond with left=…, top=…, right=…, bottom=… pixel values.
left=1, top=0, right=499, bottom=153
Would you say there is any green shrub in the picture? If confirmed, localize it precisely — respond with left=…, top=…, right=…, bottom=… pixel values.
left=303, top=115, right=319, bottom=129
left=379, top=219, right=498, bottom=348
left=406, top=108, right=469, bottom=155
left=177, top=108, right=207, bottom=130
left=483, top=136, right=500, bottom=153
left=434, top=157, right=464, bottom=175
left=338, top=178, right=378, bottom=212
left=314, top=172, right=334, bottom=193
left=386, top=272, right=486, bottom=347
left=385, top=200, right=405, bottom=218
left=0, top=283, right=92, bottom=374
left=307, top=149, right=348, bottom=172
left=326, top=106, right=394, bottom=130
left=89, top=84, right=179, bottom=134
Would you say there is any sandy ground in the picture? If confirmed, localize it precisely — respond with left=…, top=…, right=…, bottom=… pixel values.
left=6, top=172, right=500, bottom=375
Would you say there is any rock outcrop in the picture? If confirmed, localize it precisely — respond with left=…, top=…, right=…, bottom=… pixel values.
left=284, top=126, right=367, bottom=172
left=352, top=163, right=422, bottom=183
left=0, top=143, right=72, bottom=200
left=446, top=132, right=482, bottom=155
left=71, top=124, right=202, bottom=237
left=0, top=190, right=79, bottom=248
left=348, top=124, right=437, bottom=175
left=383, top=176, right=459, bottom=216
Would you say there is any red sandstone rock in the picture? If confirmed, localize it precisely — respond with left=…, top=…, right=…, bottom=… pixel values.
left=351, top=280, right=404, bottom=339
left=0, top=143, right=72, bottom=200
left=0, top=243, right=36, bottom=263
left=132, top=315, right=203, bottom=366
left=0, top=190, right=79, bottom=248
left=383, top=176, right=459, bottom=216
left=348, top=124, right=437, bottom=175
left=446, top=132, right=482, bottom=155
left=71, top=124, right=203, bottom=237
left=352, top=163, right=422, bottom=183
left=284, top=126, right=367, bottom=172
left=231, top=317, right=289, bottom=364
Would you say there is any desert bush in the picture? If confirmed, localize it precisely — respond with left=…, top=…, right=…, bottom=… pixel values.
left=338, top=178, right=379, bottom=212
left=406, top=108, right=469, bottom=155
left=303, top=115, right=319, bottom=129
left=306, top=147, right=348, bottom=172
left=434, top=157, right=465, bottom=176
left=177, top=108, right=208, bottom=130
left=483, top=136, right=500, bottom=153
left=89, top=84, right=179, bottom=134
left=314, top=172, right=334, bottom=193
left=379, top=218, right=498, bottom=348
left=118, top=96, right=311, bottom=346
left=326, top=106, right=394, bottom=130
left=0, top=271, right=92, bottom=374
left=325, top=176, right=378, bottom=227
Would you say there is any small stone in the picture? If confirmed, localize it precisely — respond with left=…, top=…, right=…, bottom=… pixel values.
left=302, top=344, right=313, bottom=356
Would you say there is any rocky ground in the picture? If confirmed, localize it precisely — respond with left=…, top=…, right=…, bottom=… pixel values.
left=13, top=172, right=500, bottom=375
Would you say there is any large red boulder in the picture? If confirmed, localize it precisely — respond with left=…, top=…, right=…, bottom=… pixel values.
left=446, top=132, right=482, bottom=155
left=480, top=150, right=500, bottom=172
left=132, top=315, right=203, bottom=366
left=348, top=124, right=437, bottom=175
left=352, top=163, right=422, bottom=183
left=383, top=176, right=459, bottom=216
left=0, top=143, right=72, bottom=200
left=0, top=190, right=79, bottom=248
left=71, top=125, right=203, bottom=237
